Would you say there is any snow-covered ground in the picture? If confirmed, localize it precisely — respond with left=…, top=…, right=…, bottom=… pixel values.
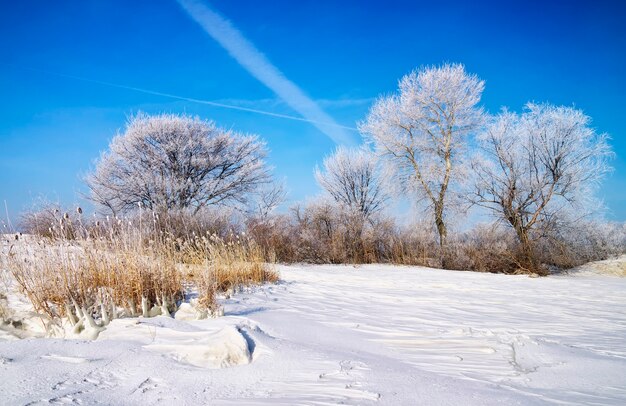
left=1, top=262, right=626, bottom=405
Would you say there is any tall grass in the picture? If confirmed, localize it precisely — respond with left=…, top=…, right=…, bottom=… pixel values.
left=3, top=207, right=277, bottom=333
left=178, top=234, right=278, bottom=315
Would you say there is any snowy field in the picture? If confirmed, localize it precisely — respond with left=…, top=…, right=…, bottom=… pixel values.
left=1, top=262, right=626, bottom=405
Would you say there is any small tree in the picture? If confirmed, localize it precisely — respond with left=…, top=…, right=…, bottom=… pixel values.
left=251, top=181, right=287, bottom=221
left=473, top=103, right=613, bottom=272
left=361, top=63, right=484, bottom=263
left=86, top=113, right=271, bottom=215
left=314, top=146, right=387, bottom=221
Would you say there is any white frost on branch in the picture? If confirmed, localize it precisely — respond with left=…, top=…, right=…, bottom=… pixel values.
left=86, top=113, right=271, bottom=215
left=314, top=146, right=388, bottom=220
left=472, top=103, right=614, bottom=264
left=360, top=63, right=484, bottom=249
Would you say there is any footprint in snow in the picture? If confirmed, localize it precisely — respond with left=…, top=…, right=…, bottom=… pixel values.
left=134, top=377, right=169, bottom=394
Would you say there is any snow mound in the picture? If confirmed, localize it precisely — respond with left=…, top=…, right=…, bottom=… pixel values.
left=173, top=302, right=206, bottom=320
left=147, top=326, right=251, bottom=368
left=572, top=255, right=626, bottom=276
left=98, top=317, right=251, bottom=369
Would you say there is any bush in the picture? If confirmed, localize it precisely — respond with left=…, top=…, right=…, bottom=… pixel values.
left=536, top=220, right=626, bottom=269
left=445, top=225, right=520, bottom=274
left=247, top=199, right=437, bottom=265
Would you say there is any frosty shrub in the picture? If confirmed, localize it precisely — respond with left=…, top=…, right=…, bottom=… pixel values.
left=535, top=217, right=626, bottom=269
left=387, top=219, right=442, bottom=267
left=246, top=198, right=431, bottom=265
left=245, top=213, right=297, bottom=263
left=149, top=206, right=243, bottom=242
left=86, top=113, right=272, bottom=215
left=445, top=224, right=520, bottom=273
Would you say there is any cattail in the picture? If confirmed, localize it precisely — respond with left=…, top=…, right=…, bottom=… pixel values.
left=14, top=234, right=19, bottom=240
left=63, top=212, right=70, bottom=220
left=77, top=207, right=83, bottom=215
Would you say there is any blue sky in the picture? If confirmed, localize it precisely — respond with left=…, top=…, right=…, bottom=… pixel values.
left=1, top=0, right=625, bottom=223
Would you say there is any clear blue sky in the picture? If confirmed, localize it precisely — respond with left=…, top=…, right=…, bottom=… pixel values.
left=1, top=0, right=625, bottom=223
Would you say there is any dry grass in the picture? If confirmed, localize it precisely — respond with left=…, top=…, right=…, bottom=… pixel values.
left=179, top=233, right=278, bottom=314
left=2, top=209, right=277, bottom=330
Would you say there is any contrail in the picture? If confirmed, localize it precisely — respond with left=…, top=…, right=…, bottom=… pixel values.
left=0, top=63, right=357, bottom=131
left=176, top=0, right=356, bottom=145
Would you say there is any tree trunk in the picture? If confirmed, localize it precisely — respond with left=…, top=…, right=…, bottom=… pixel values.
left=434, top=203, right=447, bottom=268
left=514, top=226, right=541, bottom=274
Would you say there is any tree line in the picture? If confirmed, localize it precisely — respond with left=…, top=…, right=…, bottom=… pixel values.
left=22, top=63, right=621, bottom=275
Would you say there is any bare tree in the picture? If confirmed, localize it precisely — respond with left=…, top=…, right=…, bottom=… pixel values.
left=86, top=113, right=271, bottom=215
left=360, top=63, right=484, bottom=259
left=314, top=146, right=387, bottom=221
left=251, top=181, right=287, bottom=221
left=473, top=103, right=613, bottom=271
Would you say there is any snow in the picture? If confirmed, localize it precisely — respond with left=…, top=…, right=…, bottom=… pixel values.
left=99, top=318, right=251, bottom=369
left=570, top=254, right=626, bottom=277
left=1, top=262, right=626, bottom=405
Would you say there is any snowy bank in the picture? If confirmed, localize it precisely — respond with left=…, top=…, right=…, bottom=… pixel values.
left=1, top=263, right=626, bottom=404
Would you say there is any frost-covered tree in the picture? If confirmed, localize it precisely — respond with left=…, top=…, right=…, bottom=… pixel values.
left=251, top=181, right=287, bottom=221
left=86, top=113, right=271, bottom=215
left=360, top=63, right=484, bottom=255
left=473, top=103, right=613, bottom=271
left=314, top=147, right=387, bottom=221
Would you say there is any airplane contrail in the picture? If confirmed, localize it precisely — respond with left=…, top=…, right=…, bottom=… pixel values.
left=176, top=0, right=356, bottom=145
left=0, top=63, right=358, bottom=131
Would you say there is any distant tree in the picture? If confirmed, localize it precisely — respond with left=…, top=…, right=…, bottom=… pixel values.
left=361, top=63, right=484, bottom=261
left=472, top=103, right=613, bottom=271
left=314, top=146, right=387, bottom=221
left=86, top=113, right=271, bottom=215
left=251, top=181, right=287, bottom=221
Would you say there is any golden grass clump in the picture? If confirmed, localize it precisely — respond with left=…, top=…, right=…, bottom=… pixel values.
left=179, top=233, right=278, bottom=315
left=5, top=233, right=183, bottom=333
left=3, top=209, right=278, bottom=332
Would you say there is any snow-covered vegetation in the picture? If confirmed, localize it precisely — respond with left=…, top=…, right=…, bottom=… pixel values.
left=1, top=62, right=625, bottom=405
